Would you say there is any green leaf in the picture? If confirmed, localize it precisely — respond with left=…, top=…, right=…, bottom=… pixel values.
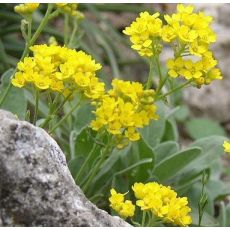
left=153, top=147, right=202, bottom=182
left=114, top=158, right=153, bottom=177
left=154, top=141, right=179, bottom=165
left=73, top=101, right=94, bottom=135
left=24, top=90, right=48, bottom=116
left=174, top=105, right=189, bottom=122
left=161, top=119, right=178, bottom=142
left=185, top=118, right=226, bottom=140
left=94, top=145, right=130, bottom=182
left=92, top=138, right=155, bottom=198
left=140, top=101, right=166, bottom=148
left=206, top=180, right=230, bottom=201
left=121, top=138, right=155, bottom=182
left=72, top=128, right=98, bottom=162
left=68, top=156, right=85, bottom=178
left=187, top=136, right=226, bottom=172
left=191, top=205, right=219, bottom=226
left=0, top=69, right=27, bottom=119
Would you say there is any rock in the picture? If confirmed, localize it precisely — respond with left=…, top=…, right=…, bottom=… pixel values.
left=0, top=109, right=130, bottom=227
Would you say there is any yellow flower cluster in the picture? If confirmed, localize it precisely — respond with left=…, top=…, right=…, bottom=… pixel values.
left=56, top=3, right=84, bottom=19
left=164, top=4, right=222, bottom=86
left=11, top=45, right=105, bottom=100
left=14, top=3, right=39, bottom=14
left=167, top=51, right=222, bottom=85
left=123, top=12, right=163, bottom=57
left=123, top=4, right=222, bottom=86
left=91, top=79, right=159, bottom=148
left=223, top=141, right=230, bottom=154
left=132, top=182, right=192, bottom=226
left=109, top=188, right=135, bottom=219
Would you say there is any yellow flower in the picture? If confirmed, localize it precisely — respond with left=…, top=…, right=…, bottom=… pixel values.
left=132, top=182, right=146, bottom=199
left=123, top=11, right=162, bottom=57
left=125, top=127, right=140, bottom=141
left=50, top=80, right=64, bottom=92
left=109, top=188, right=135, bottom=219
left=133, top=182, right=192, bottom=226
left=177, top=4, right=194, bottom=15
left=12, top=45, right=104, bottom=100
left=167, top=58, right=184, bottom=78
left=161, top=25, right=176, bottom=43
left=56, top=3, right=84, bottom=19
left=14, top=3, right=39, bottom=14
left=119, top=200, right=135, bottom=218
left=11, top=72, right=26, bottom=88
left=91, top=79, right=158, bottom=148
left=197, top=29, right=216, bottom=44
left=33, top=73, right=51, bottom=90
left=223, top=141, right=230, bottom=153
left=189, top=41, right=208, bottom=57
left=178, top=25, right=198, bottom=43
left=164, top=197, right=192, bottom=226
left=181, top=60, right=203, bottom=80
left=206, top=68, right=223, bottom=83
left=109, top=188, right=125, bottom=213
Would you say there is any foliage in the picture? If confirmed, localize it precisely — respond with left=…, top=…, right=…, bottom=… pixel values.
left=0, top=3, right=229, bottom=227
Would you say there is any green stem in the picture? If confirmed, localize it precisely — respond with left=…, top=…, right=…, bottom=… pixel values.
left=155, top=74, right=168, bottom=96
left=29, top=3, right=54, bottom=45
left=64, top=13, right=69, bottom=45
left=33, top=88, right=39, bottom=125
left=75, top=142, right=98, bottom=183
left=68, top=21, right=78, bottom=48
left=27, top=16, right=32, bottom=42
left=82, top=144, right=111, bottom=193
left=157, top=80, right=192, bottom=100
left=155, top=56, right=163, bottom=83
left=155, top=55, right=168, bottom=95
left=146, top=57, right=155, bottom=89
left=40, top=93, right=71, bottom=129
left=0, top=3, right=54, bottom=107
left=48, top=96, right=82, bottom=134
left=142, top=211, right=147, bottom=226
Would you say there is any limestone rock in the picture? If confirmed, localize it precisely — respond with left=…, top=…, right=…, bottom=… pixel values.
left=0, top=109, right=130, bottom=227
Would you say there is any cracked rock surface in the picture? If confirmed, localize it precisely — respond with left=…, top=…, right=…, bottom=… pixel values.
left=0, top=109, right=130, bottom=227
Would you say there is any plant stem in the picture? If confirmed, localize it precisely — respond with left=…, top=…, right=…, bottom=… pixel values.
left=155, top=55, right=168, bottom=95
left=33, top=88, right=39, bottom=125
left=64, top=13, right=69, bottom=45
left=82, top=144, right=111, bottom=193
left=48, top=96, right=82, bottom=134
left=155, top=74, right=168, bottom=96
left=0, top=3, right=54, bottom=107
left=157, top=80, right=192, bottom=100
left=198, top=170, right=208, bottom=226
left=155, top=56, right=163, bottom=83
left=40, top=93, right=71, bottom=128
left=68, top=21, right=78, bottom=48
left=146, top=57, right=155, bottom=89
left=27, top=16, right=32, bottom=42
left=75, top=142, right=98, bottom=183
left=29, top=3, right=54, bottom=45
left=142, top=211, right=146, bottom=226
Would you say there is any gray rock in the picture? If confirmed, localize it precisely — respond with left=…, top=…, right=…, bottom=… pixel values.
left=0, top=109, right=130, bottom=227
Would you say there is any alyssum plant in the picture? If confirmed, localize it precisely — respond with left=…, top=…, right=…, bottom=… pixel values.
left=0, top=3, right=229, bottom=227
